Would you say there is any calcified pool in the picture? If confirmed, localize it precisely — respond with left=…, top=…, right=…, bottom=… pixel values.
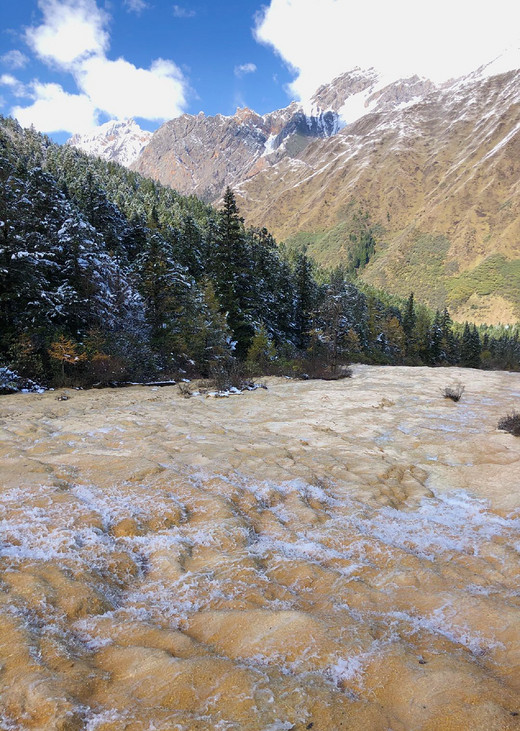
left=0, top=366, right=519, bottom=730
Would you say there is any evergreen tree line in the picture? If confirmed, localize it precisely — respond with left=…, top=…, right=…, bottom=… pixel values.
left=1, top=116, right=519, bottom=389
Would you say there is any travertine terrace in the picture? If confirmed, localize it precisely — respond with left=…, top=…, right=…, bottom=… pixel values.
left=1, top=366, right=519, bottom=729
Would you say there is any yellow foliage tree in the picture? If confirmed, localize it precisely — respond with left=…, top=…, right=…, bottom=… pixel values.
left=384, top=316, right=406, bottom=357
left=48, top=335, right=86, bottom=384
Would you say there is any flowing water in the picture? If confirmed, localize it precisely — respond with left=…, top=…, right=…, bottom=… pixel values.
left=0, top=365, right=519, bottom=730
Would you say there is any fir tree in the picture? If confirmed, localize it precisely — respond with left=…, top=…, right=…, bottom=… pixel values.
left=428, top=310, right=443, bottom=365
left=317, top=268, right=364, bottom=370
left=174, top=278, right=231, bottom=374
left=293, top=250, right=318, bottom=350
left=440, top=307, right=456, bottom=363
left=246, top=323, right=276, bottom=375
left=402, top=292, right=417, bottom=357
left=460, top=323, right=482, bottom=367
left=469, top=325, right=482, bottom=368
left=135, top=232, right=192, bottom=362
left=211, top=188, right=254, bottom=356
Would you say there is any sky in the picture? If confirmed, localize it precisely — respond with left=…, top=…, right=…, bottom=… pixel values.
left=1, top=0, right=519, bottom=144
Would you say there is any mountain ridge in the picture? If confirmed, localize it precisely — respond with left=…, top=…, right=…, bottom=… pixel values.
left=68, top=59, right=520, bottom=323
left=68, top=118, right=152, bottom=167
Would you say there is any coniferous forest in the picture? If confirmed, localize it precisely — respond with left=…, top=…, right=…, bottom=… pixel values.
left=2, top=115, right=520, bottom=391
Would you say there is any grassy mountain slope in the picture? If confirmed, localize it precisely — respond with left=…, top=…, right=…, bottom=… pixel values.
left=234, top=70, right=520, bottom=324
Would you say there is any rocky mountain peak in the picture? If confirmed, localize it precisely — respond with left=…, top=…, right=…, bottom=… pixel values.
left=234, top=107, right=264, bottom=126
left=67, top=118, right=152, bottom=166
left=130, top=95, right=347, bottom=201
left=310, top=67, right=380, bottom=112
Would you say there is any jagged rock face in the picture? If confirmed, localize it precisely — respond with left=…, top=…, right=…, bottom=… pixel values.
left=130, top=101, right=344, bottom=202
left=131, top=110, right=271, bottom=202
left=68, top=119, right=152, bottom=166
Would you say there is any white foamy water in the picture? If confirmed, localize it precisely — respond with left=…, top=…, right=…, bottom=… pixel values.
left=1, top=367, right=520, bottom=729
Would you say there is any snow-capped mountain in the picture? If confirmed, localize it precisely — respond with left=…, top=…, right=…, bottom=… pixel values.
left=68, top=55, right=520, bottom=324
left=129, top=67, right=431, bottom=202
left=230, top=64, right=520, bottom=325
left=67, top=119, right=152, bottom=167
left=130, top=104, right=341, bottom=203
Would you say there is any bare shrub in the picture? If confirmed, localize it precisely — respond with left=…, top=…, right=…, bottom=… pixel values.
left=443, top=383, right=465, bottom=402
left=178, top=382, right=192, bottom=399
left=498, top=411, right=520, bottom=436
left=88, top=353, right=127, bottom=385
left=336, top=364, right=353, bottom=379
left=304, top=363, right=353, bottom=381
left=209, top=359, right=249, bottom=392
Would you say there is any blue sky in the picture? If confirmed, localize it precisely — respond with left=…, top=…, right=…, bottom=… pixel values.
left=1, top=0, right=518, bottom=143
left=0, top=0, right=295, bottom=142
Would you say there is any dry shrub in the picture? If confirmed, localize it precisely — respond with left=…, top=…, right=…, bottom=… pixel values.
left=209, top=359, right=249, bottom=392
left=497, top=411, right=520, bottom=436
left=303, top=363, right=353, bottom=381
left=178, top=382, right=192, bottom=398
left=89, top=353, right=127, bottom=383
left=443, top=383, right=465, bottom=402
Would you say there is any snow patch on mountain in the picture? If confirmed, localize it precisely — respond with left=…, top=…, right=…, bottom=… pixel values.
left=68, top=119, right=152, bottom=167
left=338, top=87, right=380, bottom=126
left=482, top=120, right=520, bottom=162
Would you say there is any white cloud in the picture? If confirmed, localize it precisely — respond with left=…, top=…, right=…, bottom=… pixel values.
left=1, top=74, right=19, bottom=87
left=1, top=50, right=29, bottom=69
left=0, top=74, right=31, bottom=98
left=26, top=0, right=109, bottom=68
left=234, top=63, right=257, bottom=78
left=254, top=0, right=520, bottom=102
left=13, top=0, right=190, bottom=133
left=77, top=56, right=187, bottom=120
left=172, top=5, right=196, bottom=18
left=12, top=82, right=98, bottom=133
left=123, top=0, right=149, bottom=13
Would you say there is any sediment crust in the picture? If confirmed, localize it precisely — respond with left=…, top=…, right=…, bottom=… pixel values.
left=0, top=366, right=519, bottom=729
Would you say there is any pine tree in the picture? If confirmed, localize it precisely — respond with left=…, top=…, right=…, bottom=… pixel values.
left=317, top=268, right=364, bottom=370
left=460, top=322, right=476, bottom=367
left=440, top=307, right=456, bottom=363
left=181, top=279, right=232, bottom=375
left=384, top=315, right=406, bottom=360
left=402, top=292, right=417, bottom=358
left=0, top=157, right=20, bottom=346
left=366, top=294, right=387, bottom=356
left=469, top=325, right=482, bottom=368
left=135, top=232, right=192, bottom=362
left=293, top=250, right=318, bottom=350
left=175, top=214, right=205, bottom=278
left=210, top=188, right=254, bottom=357
left=246, top=323, right=276, bottom=375
left=428, top=310, right=443, bottom=364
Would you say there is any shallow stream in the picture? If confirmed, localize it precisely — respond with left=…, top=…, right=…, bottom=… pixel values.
left=0, top=366, right=519, bottom=729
